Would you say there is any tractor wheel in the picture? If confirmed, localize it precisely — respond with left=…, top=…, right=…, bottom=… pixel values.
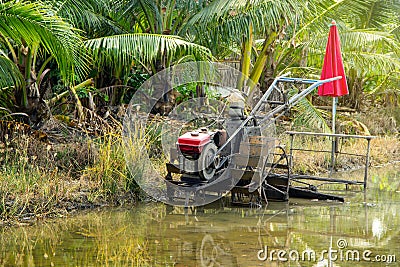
left=199, top=143, right=218, bottom=181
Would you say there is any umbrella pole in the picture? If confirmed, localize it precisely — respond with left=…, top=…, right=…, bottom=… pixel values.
left=330, top=97, right=338, bottom=174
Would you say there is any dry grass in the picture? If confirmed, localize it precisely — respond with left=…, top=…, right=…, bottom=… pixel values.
left=0, top=115, right=171, bottom=223
left=281, top=134, right=400, bottom=175
left=353, top=107, right=400, bottom=135
left=0, top=133, right=133, bottom=223
left=369, top=136, right=400, bottom=165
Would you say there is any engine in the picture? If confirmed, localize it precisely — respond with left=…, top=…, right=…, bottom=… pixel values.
left=177, top=129, right=211, bottom=160
left=176, top=128, right=227, bottom=180
left=165, top=100, right=244, bottom=181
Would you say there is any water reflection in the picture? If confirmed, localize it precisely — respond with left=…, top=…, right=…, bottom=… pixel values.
left=0, top=166, right=399, bottom=267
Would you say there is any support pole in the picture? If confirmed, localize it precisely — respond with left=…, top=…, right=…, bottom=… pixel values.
left=289, top=133, right=295, bottom=170
left=330, top=97, right=338, bottom=174
left=364, top=138, right=371, bottom=190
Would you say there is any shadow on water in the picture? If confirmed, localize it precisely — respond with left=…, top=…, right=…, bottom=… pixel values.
left=0, top=164, right=399, bottom=266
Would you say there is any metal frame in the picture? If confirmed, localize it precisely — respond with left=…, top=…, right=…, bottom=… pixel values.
left=216, top=75, right=343, bottom=156
left=287, top=131, right=376, bottom=189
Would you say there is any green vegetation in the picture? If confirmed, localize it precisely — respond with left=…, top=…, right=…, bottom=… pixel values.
left=0, top=0, right=399, bottom=221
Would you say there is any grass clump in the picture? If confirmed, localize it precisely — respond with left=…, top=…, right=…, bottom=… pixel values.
left=82, top=133, right=144, bottom=204
left=0, top=135, right=72, bottom=221
left=0, top=130, right=139, bottom=223
left=0, top=115, right=169, bottom=223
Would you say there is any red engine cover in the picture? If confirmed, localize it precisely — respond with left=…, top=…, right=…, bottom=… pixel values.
left=177, top=131, right=211, bottom=154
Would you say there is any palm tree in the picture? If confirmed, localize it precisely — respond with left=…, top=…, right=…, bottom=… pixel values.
left=246, top=0, right=400, bottom=129
left=67, top=0, right=306, bottom=90
left=342, top=0, right=400, bottom=109
left=183, top=0, right=306, bottom=89
left=0, top=0, right=87, bottom=115
left=1, top=0, right=398, bottom=125
left=0, top=0, right=213, bottom=119
left=44, top=0, right=213, bottom=106
left=83, top=0, right=400, bottom=125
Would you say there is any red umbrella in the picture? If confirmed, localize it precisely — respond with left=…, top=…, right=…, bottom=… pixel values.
left=318, top=20, right=349, bottom=174
left=318, top=20, right=348, bottom=97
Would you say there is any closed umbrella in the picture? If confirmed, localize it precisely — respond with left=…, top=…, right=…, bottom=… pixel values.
left=318, top=20, right=348, bottom=172
left=319, top=20, right=348, bottom=133
left=319, top=20, right=348, bottom=99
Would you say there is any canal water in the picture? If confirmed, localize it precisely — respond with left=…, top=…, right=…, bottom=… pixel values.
left=0, top=165, right=399, bottom=266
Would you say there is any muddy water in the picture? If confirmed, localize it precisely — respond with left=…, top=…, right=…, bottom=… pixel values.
left=0, top=165, right=399, bottom=267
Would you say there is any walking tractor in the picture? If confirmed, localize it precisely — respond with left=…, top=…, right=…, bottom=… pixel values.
left=165, top=75, right=346, bottom=206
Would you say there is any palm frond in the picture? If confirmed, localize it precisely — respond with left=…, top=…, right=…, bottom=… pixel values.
left=46, top=0, right=125, bottom=37
left=119, top=0, right=163, bottom=34
left=305, top=28, right=400, bottom=77
left=368, top=71, right=400, bottom=95
left=187, top=0, right=305, bottom=40
left=0, top=56, right=20, bottom=109
left=351, top=0, right=400, bottom=29
left=0, top=55, right=23, bottom=89
left=292, top=92, right=331, bottom=133
left=292, top=0, right=371, bottom=40
left=307, top=29, right=399, bottom=51
left=181, top=0, right=306, bottom=59
left=0, top=1, right=89, bottom=83
left=84, top=33, right=212, bottom=71
left=346, top=52, right=400, bottom=75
